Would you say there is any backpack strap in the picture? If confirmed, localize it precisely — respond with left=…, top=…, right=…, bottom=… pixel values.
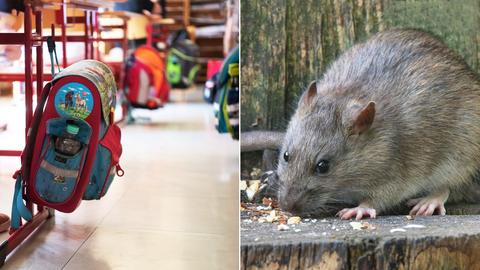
left=47, top=36, right=61, bottom=76
left=10, top=82, right=53, bottom=230
left=11, top=175, right=33, bottom=229
left=23, top=82, right=53, bottom=178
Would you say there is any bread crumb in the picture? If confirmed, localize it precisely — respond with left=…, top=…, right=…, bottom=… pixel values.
left=287, top=216, right=301, bottom=225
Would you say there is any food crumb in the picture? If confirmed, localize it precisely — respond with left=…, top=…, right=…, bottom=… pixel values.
left=262, top=197, right=273, bottom=206
left=403, top=224, right=426, bottom=229
left=256, top=205, right=271, bottom=211
left=240, top=181, right=247, bottom=191
left=362, top=222, right=376, bottom=230
left=287, top=216, right=301, bottom=225
left=246, top=180, right=260, bottom=201
left=277, top=224, right=290, bottom=231
left=350, top=222, right=363, bottom=230
left=350, top=221, right=376, bottom=230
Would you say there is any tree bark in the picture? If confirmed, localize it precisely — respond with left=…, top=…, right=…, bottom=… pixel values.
left=241, top=0, right=480, bottom=132
left=240, top=0, right=287, bottom=131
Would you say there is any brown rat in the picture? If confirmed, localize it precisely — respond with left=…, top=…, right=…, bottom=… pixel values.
left=277, top=29, right=480, bottom=219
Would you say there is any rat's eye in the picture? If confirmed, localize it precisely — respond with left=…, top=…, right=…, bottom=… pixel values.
left=283, top=151, right=289, bottom=162
left=316, top=160, right=329, bottom=174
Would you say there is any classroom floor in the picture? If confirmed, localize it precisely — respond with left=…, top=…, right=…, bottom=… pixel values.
left=0, top=95, right=239, bottom=269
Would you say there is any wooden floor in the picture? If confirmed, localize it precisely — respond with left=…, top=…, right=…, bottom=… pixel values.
left=0, top=99, right=239, bottom=269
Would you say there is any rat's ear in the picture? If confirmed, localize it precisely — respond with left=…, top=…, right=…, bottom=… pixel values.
left=345, top=101, right=376, bottom=135
left=298, top=80, right=318, bottom=106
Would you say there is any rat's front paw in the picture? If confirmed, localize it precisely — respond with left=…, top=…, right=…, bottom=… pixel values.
left=407, top=189, right=449, bottom=216
left=337, top=206, right=376, bottom=220
left=407, top=197, right=446, bottom=216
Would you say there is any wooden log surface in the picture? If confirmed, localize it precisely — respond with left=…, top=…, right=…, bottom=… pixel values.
left=241, top=214, right=480, bottom=270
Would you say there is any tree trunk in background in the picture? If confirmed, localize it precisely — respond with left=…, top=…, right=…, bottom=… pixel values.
left=241, top=0, right=480, bottom=131
left=240, top=0, right=287, bottom=132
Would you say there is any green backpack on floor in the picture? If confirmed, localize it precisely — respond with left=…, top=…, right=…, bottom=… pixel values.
left=166, top=39, right=200, bottom=88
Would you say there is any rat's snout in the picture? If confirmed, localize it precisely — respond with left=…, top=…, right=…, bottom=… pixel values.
left=278, top=185, right=306, bottom=215
left=280, top=200, right=303, bottom=215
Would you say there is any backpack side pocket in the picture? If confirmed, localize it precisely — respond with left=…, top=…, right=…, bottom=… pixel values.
left=84, top=123, right=122, bottom=200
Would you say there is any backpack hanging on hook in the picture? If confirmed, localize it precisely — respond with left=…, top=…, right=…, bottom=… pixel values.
left=11, top=60, right=124, bottom=230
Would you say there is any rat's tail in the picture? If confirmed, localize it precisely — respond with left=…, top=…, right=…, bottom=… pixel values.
left=240, top=131, right=285, bottom=152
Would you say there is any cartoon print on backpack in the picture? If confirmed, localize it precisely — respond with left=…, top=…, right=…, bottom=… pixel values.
left=64, top=91, right=74, bottom=109
left=75, top=93, right=87, bottom=110
left=54, top=82, right=94, bottom=120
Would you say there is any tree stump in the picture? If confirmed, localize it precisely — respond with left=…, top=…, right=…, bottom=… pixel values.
left=241, top=212, right=480, bottom=270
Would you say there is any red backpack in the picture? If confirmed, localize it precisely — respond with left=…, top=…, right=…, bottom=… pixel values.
left=124, top=46, right=170, bottom=109
left=11, top=60, right=123, bottom=229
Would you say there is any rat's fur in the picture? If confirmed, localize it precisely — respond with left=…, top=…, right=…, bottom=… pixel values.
left=277, top=29, right=480, bottom=217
